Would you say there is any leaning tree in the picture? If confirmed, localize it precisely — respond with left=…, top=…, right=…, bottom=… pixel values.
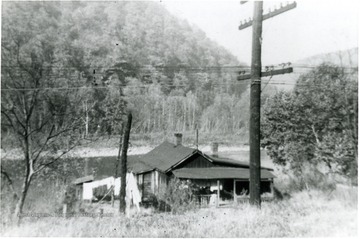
left=1, top=2, right=90, bottom=223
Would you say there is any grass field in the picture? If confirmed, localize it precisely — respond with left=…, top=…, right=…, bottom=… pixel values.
left=1, top=143, right=357, bottom=237
left=1, top=186, right=357, bottom=237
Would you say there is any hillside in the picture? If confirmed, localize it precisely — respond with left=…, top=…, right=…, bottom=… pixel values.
left=1, top=1, right=250, bottom=148
left=3, top=1, right=356, bottom=148
left=296, top=48, right=358, bottom=67
left=267, top=48, right=358, bottom=91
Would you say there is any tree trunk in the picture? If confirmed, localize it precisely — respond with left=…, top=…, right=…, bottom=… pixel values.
left=14, top=122, right=34, bottom=225
left=13, top=175, right=32, bottom=225
left=119, top=112, right=132, bottom=214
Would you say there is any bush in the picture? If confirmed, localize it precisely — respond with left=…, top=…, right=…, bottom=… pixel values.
left=274, top=165, right=336, bottom=195
left=158, top=178, right=197, bottom=214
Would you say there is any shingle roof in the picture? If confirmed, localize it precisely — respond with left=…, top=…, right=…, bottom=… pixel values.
left=172, top=167, right=275, bottom=179
left=80, top=143, right=274, bottom=177
left=136, top=141, right=197, bottom=172
left=128, top=160, right=154, bottom=174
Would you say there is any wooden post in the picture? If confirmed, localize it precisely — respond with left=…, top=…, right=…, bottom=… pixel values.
left=113, top=123, right=124, bottom=207
left=111, top=188, right=115, bottom=207
left=249, top=1, right=263, bottom=208
left=233, top=180, right=236, bottom=204
left=99, top=208, right=103, bottom=218
left=270, top=179, right=274, bottom=197
left=238, top=0, right=296, bottom=209
left=120, top=112, right=132, bottom=214
left=217, top=180, right=220, bottom=207
left=63, top=203, right=67, bottom=218
left=155, top=171, right=159, bottom=194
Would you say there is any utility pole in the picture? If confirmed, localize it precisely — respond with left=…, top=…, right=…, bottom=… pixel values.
left=238, top=1, right=296, bottom=207
left=249, top=0, right=263, bottom=207
left=119, top=112, right=132, bottom=214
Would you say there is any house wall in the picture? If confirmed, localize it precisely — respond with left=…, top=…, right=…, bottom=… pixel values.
left=157, top=171, right=168, bottom=197
left=136, top=174, right=144, bottom=197
left=142, top=171, right=153, bottom=198
left=138, top=170, right=169, bottom=200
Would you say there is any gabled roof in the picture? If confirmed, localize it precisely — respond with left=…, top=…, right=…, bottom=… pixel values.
left=172, top=167, right=275, bottom=179
left=136, top=141, right=198, bottom=172
left=128, top=159, right=154, bottom=174
left=134, top=141, right=274, bottom=174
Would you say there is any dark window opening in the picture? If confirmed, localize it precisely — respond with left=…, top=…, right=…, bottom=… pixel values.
left=235, top=180, right=272, bottom=196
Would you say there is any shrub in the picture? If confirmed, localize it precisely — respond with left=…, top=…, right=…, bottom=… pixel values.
left=158, top=178, right=197, bottom=214
left=274, top=164, right=336, bottom=195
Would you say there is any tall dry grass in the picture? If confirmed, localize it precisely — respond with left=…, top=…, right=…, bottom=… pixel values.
left=1, top=185, right=357, bottom=237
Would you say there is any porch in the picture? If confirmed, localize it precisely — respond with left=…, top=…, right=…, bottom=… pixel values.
left=172, top=167, right=275, bottom=207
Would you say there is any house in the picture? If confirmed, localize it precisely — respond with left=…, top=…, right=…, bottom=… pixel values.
left=73, top=133, right=275, bottom=205
left=128, top=134, right=275, bottom=204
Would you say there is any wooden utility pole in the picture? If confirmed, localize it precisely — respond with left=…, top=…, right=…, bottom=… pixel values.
left=119, top=112, right=132, bottom=214
left=249, top=1, right=263, bottom=207
left=238, top=1, right=296, bottom=207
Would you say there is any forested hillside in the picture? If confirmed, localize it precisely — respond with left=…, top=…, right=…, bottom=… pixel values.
left=1, top=1, right=252, bottom=143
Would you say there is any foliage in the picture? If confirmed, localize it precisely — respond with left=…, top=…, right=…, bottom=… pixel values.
left=261, top=64, right=358, bottom=183
left=1, top=1, right=247, bottom=140
left=0, top=0, right=246, bottom=222
left=158, top=178, right=197, bottom=214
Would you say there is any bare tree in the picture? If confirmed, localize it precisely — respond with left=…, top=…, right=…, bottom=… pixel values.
left=1, top=28, right=87, bottom=225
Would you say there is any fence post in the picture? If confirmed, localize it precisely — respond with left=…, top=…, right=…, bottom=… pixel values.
left=63, top=203, right=67, bottom=218
left=233, top=180, right=237, bottom=205
left=217, top=180, right=220, bottom=207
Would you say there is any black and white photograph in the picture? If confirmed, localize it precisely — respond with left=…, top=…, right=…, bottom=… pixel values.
left=0, top=0, right=358, bottom=237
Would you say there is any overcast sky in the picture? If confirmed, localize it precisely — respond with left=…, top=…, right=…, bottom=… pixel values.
left=162, top=0, right=359, bottom=65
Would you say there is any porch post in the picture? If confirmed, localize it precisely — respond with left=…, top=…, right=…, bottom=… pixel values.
left=217, top=180, right=220, bottom=207
left=233, top=179, right=236, bottom=204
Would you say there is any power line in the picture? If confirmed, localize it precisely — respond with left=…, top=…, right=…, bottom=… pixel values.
left=0, top=82, right=249, bottom=91
left=1, top=80, right=347, bottom=92
left=1, top=64, right=358, bottom=70
left=1, top=65, right=250, bottom=70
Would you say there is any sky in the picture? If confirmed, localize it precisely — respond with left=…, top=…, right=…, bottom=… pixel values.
left=161, top=0, right=359, bottom=65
